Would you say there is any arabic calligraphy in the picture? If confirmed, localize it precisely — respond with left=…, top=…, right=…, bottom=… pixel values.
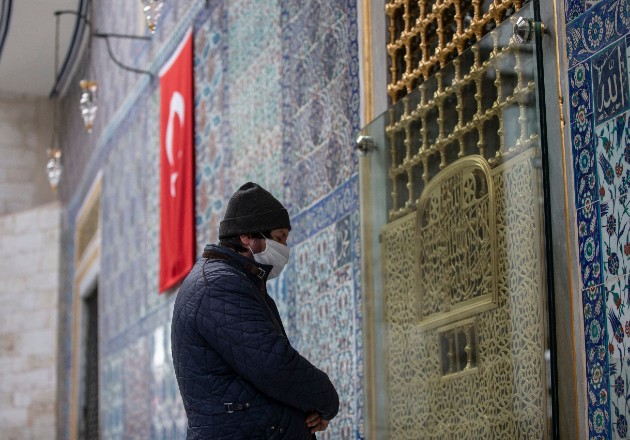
left=593, top=41, right=629, bottom=123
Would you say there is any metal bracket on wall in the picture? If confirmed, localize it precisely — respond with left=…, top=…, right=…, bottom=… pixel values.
left=54, top=10, right=154, bottom=78
left=92, top=31, right=153, bottom=78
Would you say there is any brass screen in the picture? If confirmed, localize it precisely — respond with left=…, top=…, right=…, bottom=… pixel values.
left=386, top=0, right=524, bottom=102
left=381, top=150, right=547, bottom=438
left=375, top=1, right=549, bottom=437
left=386, top=16, right=536, bottom=221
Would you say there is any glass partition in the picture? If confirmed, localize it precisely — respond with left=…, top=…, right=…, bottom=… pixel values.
left=359, top=2, right=553, bottom=438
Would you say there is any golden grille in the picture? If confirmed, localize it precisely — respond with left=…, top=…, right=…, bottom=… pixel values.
left=386, top=0, right=524, bottom=102
left=386, top=20, right=538, bottom=221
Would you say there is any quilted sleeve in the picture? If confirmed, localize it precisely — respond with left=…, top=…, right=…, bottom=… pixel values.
left=197, top=271, right=340, bottom=421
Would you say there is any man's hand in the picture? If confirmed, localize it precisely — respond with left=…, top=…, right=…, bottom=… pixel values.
left=305, top=411, right=329, bottom=433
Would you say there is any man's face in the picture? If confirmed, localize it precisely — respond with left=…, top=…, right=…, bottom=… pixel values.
left=240, top=228, right=290, bottom=254
left=268, top=228, right=289, bottom=246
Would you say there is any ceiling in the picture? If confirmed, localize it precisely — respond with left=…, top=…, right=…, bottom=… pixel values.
left=0, top=0, right=83, bottom=98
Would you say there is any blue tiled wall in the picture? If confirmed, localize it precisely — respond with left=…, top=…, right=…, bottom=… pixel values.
left=566, top=0, right=630, bottom=438
left=57, top=0, right=361, bottom=439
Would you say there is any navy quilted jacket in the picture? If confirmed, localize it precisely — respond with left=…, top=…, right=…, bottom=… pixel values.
left=171, top=244, right=339, bottom=439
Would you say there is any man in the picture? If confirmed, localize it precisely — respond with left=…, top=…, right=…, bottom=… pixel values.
left=171, top=182, right=339, bottom=439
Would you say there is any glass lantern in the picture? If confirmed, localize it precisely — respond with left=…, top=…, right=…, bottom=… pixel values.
left=79, top=80, right=98, bottom=133
left=142, top=0, right=164, bottom=33
left=46, top=148, right=62, bottom=190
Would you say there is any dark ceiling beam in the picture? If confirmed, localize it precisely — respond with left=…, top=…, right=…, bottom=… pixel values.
left=50, top=0, right=89, bottom=98
left=0, top=0, right=12, bottom=63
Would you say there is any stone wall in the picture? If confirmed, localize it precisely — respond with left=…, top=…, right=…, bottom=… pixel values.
left=0, top=93, right=55, bottom=215
left=0, top=202, right=60, bottom=439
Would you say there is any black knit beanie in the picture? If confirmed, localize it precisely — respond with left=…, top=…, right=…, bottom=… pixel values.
left=218, top=182, right=291, bottom=239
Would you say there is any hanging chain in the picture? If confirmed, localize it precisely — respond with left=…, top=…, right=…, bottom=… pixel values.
left=50, top=13, right=61, bottom=151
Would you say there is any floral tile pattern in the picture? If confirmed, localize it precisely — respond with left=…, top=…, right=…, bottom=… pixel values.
left=586, top=0, right=604, bottom=6
left=582, top=282, right=611, bottom=438
left=280, top=0, right=360, bottom=214
left=568, top=1, right=630, bottom=438
left=193, top=3, right=230, bottom=252
left=578, top=200, right=604, bottom=288
left=570, top=60, right=593, bottom=123
left=284, top=182, right=362, bottom=439
left=58, top=0, right=361, bottom=439
left=227, top=0, right=285, bottom=195
left=595, top=111, right=630, bottom=283
left=573, top=123, right=598, bottom=210
left=566, top=0, right=630, bottom=68
left=608, top=276, right=630, bottom=439
left=101, top=355, right=125, bottom=440
left=566, top=0, right=586, bottom=23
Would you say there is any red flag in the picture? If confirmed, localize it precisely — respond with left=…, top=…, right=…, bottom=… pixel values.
left=159, top=29, right=194, bottom=293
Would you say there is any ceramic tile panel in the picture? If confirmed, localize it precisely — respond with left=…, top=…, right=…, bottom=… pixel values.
left=566, top=0, right=586, bottom=23
left=570, top=60, right=593, bottom=123
left=572, top=114, right=597, bottom=210
left=586, top=0, right=605, bottom=7
left=284, top=179, right=362, bottom=439
left=150, top=322, right=187, bottom=438
left=100, top=113, right=153, bottom=347
left=610, top=353, right=630, bottom=438
left=58, top=0, right=361, bottom=438
left=144, top=87, right=163, bottom=307
left=101, top=355, right=125, bottom=440
left=227, top=0, right=281, bottom=80
left=194, top=3, right=230, bottom=252
left=226, top=0, right=285, bottom=198
left=582, top=282, right=611, bottom=439
left=577, top=197, right=609, bottom=438
left=592, top=39, right=629, bottom=125
left=566, top=0, right=630, bottom=68
left=567, top=0, right=630, bottom=438
left=123, top=337, right=152, bottom=438
left=280, top=0, right=360, bottom=214
left=607, top=274, right=630, bottom=439
left=578, top=200, right=604, bottom=288
left=595, top=111, right=630, bottom=283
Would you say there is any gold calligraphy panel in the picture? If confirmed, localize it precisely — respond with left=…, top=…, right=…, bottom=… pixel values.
left=380, top=149, right=546, bottom=439
left=416, top=156, right=497, bottom=329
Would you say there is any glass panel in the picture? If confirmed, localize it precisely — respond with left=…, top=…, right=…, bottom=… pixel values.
left=359, top=2, right=551, bottom=438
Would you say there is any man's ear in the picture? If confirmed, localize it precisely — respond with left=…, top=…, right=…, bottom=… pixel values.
left=239, top=234, right=253, bottom=247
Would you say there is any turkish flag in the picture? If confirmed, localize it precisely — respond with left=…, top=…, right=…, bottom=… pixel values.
left=159, top=29, right=194, bottom=293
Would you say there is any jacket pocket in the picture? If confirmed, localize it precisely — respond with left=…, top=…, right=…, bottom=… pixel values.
left=264, top=404, right=290, bottom=440
left=266, top=405, right=314, bottom=440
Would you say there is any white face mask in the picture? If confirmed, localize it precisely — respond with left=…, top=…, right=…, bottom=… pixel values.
left=252, top=238, right=290, bottom=279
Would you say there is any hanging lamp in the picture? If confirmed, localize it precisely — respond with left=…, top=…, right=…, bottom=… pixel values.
left=47, top=11, right=63, bottom=190
left=141, top=0, right=164, bottom=33
left=79, top=79, right=98, bottom=133
left=46, top=148, right=63, bottom=190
